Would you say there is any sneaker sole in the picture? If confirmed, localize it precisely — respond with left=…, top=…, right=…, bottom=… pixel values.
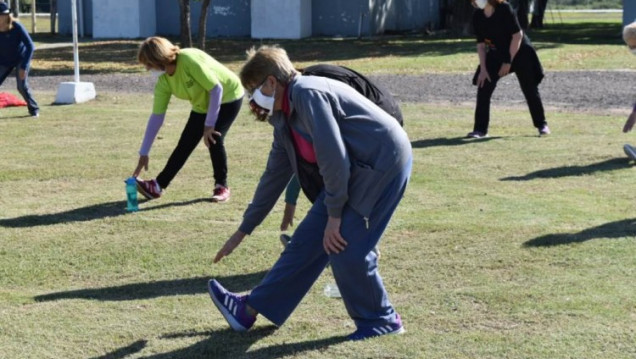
left=207, top=280, right=248, bottom=332
left=279, top=234, right=291, bottom=248
left=624, top=145, right=636, bottom=160
left=211, top=197, right=230, bottom=203
left=136, top=183, right=156, bottom=200
left=349, top=326, right=406, bottom=341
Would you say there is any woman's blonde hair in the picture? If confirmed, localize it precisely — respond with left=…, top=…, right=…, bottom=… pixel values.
left=239, top=45, right=298, bottom=94
left=137, top=37, right=180, bottom=69
left=623, top=21, right=636, bottom=46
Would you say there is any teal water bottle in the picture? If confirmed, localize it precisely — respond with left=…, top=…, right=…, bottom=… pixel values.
left=125, top=177, right=139, bottom=212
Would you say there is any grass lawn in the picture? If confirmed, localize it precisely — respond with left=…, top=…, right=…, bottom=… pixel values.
left=0, top=91, right=634, bottom=358
left=1, top=11, right=634, bottom=359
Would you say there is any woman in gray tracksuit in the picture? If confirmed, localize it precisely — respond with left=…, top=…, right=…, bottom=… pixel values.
left=208, top=45, right=412, bottom=341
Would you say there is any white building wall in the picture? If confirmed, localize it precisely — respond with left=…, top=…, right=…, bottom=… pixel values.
left=251, top=0, right=311, bottom=39
left=92, top=0, right=156, bottom=39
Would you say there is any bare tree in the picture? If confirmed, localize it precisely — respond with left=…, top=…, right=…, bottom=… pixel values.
left=10, top=0, right=18, bottom=17
left=50, top=0, right=57, bottom=34
left=196, top=0, right=211, bottom=50
left=530, top=0, right=548, bottom=28
left=515, top=0, right=530, bottom=29
left=442, top=0, right=474, bottom=35
left=178, top=0, right=192, bottom=47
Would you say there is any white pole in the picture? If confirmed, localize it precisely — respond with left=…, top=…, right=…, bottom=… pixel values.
left=70, top=0, right=80, bottom=82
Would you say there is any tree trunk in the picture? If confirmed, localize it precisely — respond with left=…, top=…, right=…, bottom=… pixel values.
left=50, top=0, right=57, bottom=34
left=10, top=0, right=19, bottom=17
left=515, top=0, right=529, bottom=30
left=442, top=0, right=475, bottom=35
left=178, top=0, right=192, bottom=47
left=197, top=0, right=211, bottom=50
left=530, top=0, right=548, bottom=28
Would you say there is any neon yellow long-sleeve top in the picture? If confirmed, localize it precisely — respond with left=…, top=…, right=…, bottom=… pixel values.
left=151, top=48, right=244, bottom=115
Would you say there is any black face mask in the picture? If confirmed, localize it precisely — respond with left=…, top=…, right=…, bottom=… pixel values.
left=249, top=98, right=270, bottom=121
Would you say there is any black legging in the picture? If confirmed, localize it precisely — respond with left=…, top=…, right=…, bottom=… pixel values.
left=156, top=97, right=243, bottom=189
left=473, top=46, right=546, bottom=134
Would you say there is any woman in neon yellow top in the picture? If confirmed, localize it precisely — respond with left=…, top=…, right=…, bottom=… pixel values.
left=133, top=37, right=244, bottom=203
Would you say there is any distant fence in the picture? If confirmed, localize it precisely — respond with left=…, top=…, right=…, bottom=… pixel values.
left=12, top=0, right=58, bottom=35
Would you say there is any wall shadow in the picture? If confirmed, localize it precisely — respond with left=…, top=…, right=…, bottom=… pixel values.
left=500, top=158, right=631, bottom=181
left=134, top=327, right=346, bottom=359
left=0, top=198, right=211, bottom=228
left=524, top=218, right=636, bottom=247
left=34, top=271, right=267, bottom=302
left=411, top=136, right=500, bottom=148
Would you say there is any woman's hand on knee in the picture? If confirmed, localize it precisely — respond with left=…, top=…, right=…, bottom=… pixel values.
left=477, top=69, right=491, bottom=88
left=323, top=216, right=347, bottom=254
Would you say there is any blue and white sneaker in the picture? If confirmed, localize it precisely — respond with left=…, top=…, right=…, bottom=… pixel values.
left=348, top=313, right=405, bottom=341
left=207, top=279, right=256, bottom=332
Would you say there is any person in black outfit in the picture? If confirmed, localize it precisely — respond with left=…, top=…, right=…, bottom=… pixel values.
left=467, top=0, right=549, bottom=138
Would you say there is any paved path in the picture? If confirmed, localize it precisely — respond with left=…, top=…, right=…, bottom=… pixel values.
left=2, top=70, right=635, bottom=111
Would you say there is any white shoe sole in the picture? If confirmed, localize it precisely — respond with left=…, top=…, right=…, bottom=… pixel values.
left=624, top=144, right=636, bottom=161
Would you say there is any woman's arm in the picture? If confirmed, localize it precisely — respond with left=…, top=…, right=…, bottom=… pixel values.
left=509, top=30, right=523, bottom=63
left=139, top=113, right=166, bottom=156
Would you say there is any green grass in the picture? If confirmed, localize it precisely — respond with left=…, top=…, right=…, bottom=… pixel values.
left=0, top=91, right=635, bottom=358
left=1, top=13, right=635, bottom=359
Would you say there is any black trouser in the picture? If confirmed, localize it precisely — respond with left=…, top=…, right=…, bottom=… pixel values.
left=473, top=47, right=546, bottom=134
left=156, top=98, right=242, bottom=189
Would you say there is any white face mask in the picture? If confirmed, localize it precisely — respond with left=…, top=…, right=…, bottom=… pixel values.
left=475, top=0, right=488, bottom=9
left=150, top=69, right=165, bottom=79
left=252, top=84, right=276, bottom=114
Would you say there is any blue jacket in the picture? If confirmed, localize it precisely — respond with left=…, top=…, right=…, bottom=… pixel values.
left=239, top=75, right=411, bottom=235
left=0, top=21, right=35, bottom=69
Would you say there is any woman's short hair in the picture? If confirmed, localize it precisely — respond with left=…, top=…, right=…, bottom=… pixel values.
left=137, top=37, right=180, bottom=69
left=239, top=45, right=298, bottom=94
left=623, top=21, right=636, bottom=46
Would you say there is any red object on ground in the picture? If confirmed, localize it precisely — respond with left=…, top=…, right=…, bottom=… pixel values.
left=0, top=92, right=27, bottom=108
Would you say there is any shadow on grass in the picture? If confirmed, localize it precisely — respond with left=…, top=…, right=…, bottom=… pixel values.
left=411, top=136, right=500, bottom=148
left=500, top=158, right=631, bottom=181
left=130, top=327, right=346, bottom=359
left=89, top=340, right=148, bottom=359
left=0, top=198, right=211, bottom=228
left=530, top=22, right=623, bottom=46
left=34, top=271, right=267, bottom=302
left=524, top=218, right=636, bottom=247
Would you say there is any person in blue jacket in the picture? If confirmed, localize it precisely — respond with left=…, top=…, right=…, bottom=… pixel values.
left=208, top=45, right=412, bottom=341
left=0, top=2, right=39, bottom=117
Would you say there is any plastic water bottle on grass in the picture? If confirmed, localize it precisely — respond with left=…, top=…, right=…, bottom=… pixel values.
left=125, top=177, right=139, bottom=212
left=323, top=282, right=341, bottom=298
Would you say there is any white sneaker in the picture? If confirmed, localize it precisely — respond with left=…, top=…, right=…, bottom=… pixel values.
left=624, top=144, right=636, bottom=160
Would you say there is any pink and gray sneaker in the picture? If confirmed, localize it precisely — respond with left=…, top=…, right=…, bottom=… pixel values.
left=136, top=178, right=162, bottom=199
left=208, top=279, right=256, bottom=332
left=212, top=185, right=231, bottom=203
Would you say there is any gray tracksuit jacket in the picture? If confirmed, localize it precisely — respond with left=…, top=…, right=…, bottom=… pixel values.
left=238, top=75, right=411, bottom=235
